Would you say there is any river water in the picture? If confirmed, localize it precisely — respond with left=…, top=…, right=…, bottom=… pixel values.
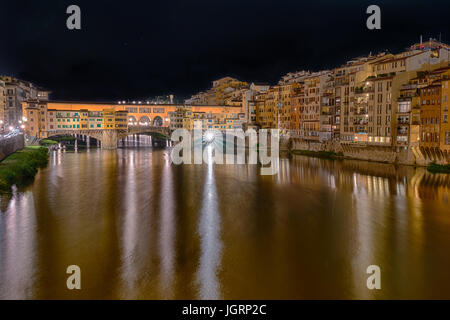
left=0, top=146, right=449, bottom=299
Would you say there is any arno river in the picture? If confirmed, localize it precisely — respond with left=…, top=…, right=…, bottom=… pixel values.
left=0, top=142, right=450, bottom=299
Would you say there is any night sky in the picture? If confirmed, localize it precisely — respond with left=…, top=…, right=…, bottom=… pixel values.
left=0, top=0, right=449, bottom=101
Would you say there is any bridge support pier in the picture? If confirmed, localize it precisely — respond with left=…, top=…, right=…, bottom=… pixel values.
left=102, top=130, right=118, bottom=149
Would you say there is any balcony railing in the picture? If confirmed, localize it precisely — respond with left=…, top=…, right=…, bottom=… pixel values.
left=355, top=87, right=374, bottom=94
left=400, top=84, right=418, bottom=90
left=355, top=109, right=368, bottom=115
left=397, top=108, right=411, bottom=114
left=353, top=120, right=368, bottom=125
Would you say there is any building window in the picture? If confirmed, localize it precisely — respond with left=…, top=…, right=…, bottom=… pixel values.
left=125, top=107, right=138, bottom=113
left=398, top=101, right=410, bottom=113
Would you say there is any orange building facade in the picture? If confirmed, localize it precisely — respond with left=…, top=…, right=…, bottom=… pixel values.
left=22, top=101, right=243, bottom=139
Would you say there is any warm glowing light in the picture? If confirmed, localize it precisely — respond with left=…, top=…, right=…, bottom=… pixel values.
left=204, top=131, right=215, bottom=143
left=8, top=126, right=13, bottom=131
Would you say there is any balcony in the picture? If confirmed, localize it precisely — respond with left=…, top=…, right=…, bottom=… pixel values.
left=355, top=108, right=368, bottom=115
left=353, top=119, right=368, bottom=125
left=397, top=118, right=410, bottom=124
left=400, top=84, right=418, bottom=90
left=397, top=108, right=411, bottom=114
left=355, top=86, right=374, bottom=94
left=397, top=126, right=408, bottom=135
left=335, top=80, right=349, bottom=86
left=397, top=94, right=415, bottom=102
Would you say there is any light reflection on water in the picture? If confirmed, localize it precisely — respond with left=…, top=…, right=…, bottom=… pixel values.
left=196, top=146, right=222, bottom=300
left=0, top=148, right=449, bottom=299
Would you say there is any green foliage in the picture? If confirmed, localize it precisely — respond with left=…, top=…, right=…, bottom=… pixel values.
left=0, top=146, right=49, bottom=192
left=40, top=139, right=58, bottom=146
left=427, top=162, right=450, bottom=174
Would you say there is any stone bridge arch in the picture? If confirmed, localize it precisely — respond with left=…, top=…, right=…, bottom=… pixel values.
left=139, top=116, right=151, bottom=125
left=153, top=116, right=163, bottom=127
left=45, top=127, right=171, bottom=150
left=128, top=115, right=137, bottom=125
left=47, top=130, right=103, bottom=142
left=118, top=126, right=170, bottom=140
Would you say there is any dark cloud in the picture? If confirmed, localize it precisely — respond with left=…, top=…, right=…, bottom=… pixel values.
left=0, top=0, right=449, bottom=101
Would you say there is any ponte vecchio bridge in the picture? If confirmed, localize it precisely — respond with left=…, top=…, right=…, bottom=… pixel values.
left=23, top=101, right=243, bottom=149
left=46, top=125, right=171, bottom=149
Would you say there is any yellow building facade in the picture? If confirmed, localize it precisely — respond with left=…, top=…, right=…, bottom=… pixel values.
left=22, top=101, right=243, bottom=138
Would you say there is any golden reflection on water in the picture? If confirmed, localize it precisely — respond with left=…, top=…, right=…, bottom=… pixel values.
left=0, top=149, right=449, bottom=299
left=196, top=146, right=222, bottom=299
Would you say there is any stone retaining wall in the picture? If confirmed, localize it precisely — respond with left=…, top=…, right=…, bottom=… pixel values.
left=289, top=137, right=448, bottom=166
left=0, top=134, right=25, bottom=162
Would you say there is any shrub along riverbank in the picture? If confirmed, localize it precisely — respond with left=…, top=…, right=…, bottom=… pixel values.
left=39, top=139, right=58, bottom=146
left=0, top=146, right=49, bottom=192
left=427, top=163, right=450, bottom=174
